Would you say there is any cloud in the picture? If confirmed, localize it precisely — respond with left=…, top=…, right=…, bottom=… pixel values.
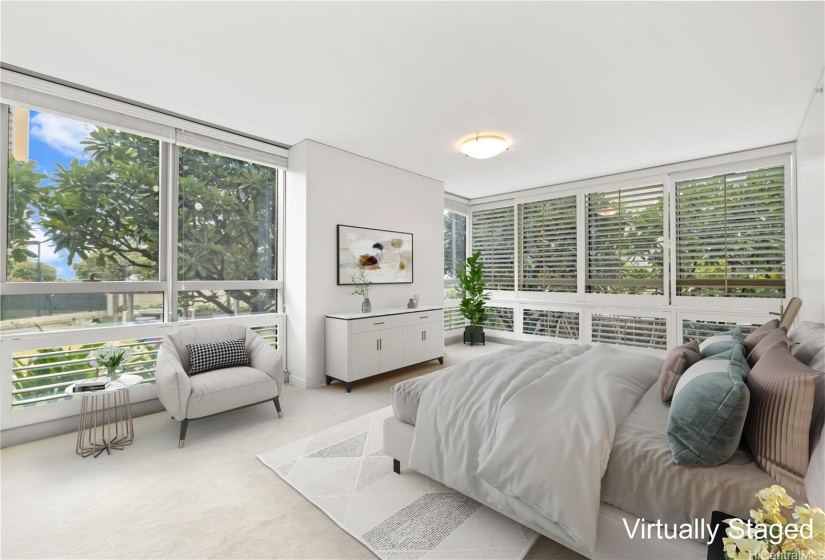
left=30, top=112, right=93, bottom=160
left=31, top=225, right=75, bottom=280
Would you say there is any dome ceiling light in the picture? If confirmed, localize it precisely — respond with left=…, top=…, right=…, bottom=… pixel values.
left=460, top=135, right=510, bottom=159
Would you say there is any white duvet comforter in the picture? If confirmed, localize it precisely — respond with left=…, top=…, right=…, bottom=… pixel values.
left=408, top=342, right=662, bottom=555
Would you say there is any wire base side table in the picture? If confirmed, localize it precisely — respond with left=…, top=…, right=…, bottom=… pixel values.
left=65, top=375, right=142, bottom=458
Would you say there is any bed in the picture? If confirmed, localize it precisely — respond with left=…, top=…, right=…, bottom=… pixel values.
left=383, top=332, right=825, bottom=560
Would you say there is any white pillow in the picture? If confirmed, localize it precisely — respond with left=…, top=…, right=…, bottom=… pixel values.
left=788, top=321, right=825, bottom=366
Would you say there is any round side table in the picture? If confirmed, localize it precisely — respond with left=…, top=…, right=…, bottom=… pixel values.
left=64, top=374, right=143, bottom=458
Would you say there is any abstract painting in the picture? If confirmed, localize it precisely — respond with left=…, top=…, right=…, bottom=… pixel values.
left=337, top=225, right=413, bottom=284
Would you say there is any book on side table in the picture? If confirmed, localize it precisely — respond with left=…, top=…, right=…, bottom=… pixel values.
left=72, top=377, right=111, bottom=392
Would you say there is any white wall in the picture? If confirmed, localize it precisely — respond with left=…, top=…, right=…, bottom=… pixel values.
left=285, top=141, right=444, bottom=388
left=796, top=77, right=825, bottom=323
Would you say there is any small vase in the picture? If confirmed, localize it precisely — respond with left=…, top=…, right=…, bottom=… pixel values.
left=362, top=298, right=372, bottom=313
left=106, top=366, right=124, bottom=382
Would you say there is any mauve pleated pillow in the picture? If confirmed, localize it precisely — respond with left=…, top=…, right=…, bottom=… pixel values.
left=746, top=327, right=791, bottom=367
left=744, top=342, right=818, bottom=497
left=743, top=319, right=780, bottom=354
left=659, top=340, right=701, bottom=403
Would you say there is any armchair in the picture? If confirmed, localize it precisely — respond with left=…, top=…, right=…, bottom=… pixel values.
left=156, top=323, right=284, bottom=447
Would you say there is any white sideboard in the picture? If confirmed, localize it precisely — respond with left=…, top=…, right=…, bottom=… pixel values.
left=325, top=306, right=444, bottom=392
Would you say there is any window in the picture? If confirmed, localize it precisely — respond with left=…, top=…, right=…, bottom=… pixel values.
left=482, top=306, right=515, bottom=332
left=681, top=319, right=760, bottom=343
left=518, top=195, right=577, bottom=292
left=674, top=165, right=785, bottom=298
left=522, top=308, right=579, bottom=340
left=472, top=207, right=514, bottom=290
left=586, top=184, right=664, bottom=295
left=6, top=107, right=160, bottom=283
left=443, top=210, right=467, bottom=300
left=1, top=78, right=286, bottom=423
left=591, top=313, right=667, bottom=350
left=444, top=307, right=466, bottom=331
left=12, top=336, right=162, bottom=408
left=178, top=147, right=277, bottom=283
left=177, top=146, right=280, bottom=316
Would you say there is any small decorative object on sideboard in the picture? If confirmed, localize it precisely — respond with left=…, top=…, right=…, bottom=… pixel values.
left=351, top=269, right=373, bottom=313
left=457, top=252, right=490, bottom=346
left=407, top=298, right=416, bottom=309
left=91, top=344, right=132, bottom=381
left=413, top=294, right=422, bottom=307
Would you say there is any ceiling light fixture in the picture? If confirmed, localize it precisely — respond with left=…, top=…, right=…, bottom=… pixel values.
left=460, top=135, right=510, bottom=159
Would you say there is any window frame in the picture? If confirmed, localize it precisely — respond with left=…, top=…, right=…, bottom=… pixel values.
left=668, top=154, right=794, bottom=312
left=443, top=207, right=469, bottom=306
left=1, top=74, right=287, bottom=427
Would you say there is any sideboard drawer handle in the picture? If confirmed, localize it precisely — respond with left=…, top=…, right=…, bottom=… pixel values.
left=419, top=316, right=428, bottom=319
left=374, top=322, right=385, bottom=325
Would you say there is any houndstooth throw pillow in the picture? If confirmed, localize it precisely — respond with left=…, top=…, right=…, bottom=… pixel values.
left=186, top=337, right=249, bottom=375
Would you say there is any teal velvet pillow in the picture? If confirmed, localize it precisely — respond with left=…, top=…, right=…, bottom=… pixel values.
left=699, top=325, right=744, bottom=358
left=667, top=345, right=751, bottom=466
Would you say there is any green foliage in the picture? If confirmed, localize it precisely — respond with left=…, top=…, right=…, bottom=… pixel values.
left=41, top=128, right=160, bottom=275
left=8, top=123, right=278, bottom=314
left=8, top=261, right=57, bottom=282
left=444, top=210, right=467, bottom=279
left=586, top=191, right=664, bottom=295
left=457, top=252, right=490, bottom=327
left=350, top=268, right=371, bottom=299
left=6, top=154, right=46, bottom=264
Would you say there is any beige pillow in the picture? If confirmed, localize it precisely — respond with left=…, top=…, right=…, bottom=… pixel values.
left=659, top=340, right=701, bottom=403
left=746, top=327, right=791, bottom=367
left=744, top=342, right=818, bottom=497
left=743, top=319, right=780, bottom=353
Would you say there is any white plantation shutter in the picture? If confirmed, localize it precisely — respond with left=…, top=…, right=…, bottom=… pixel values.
left=591, top=313, right=667, bottom=350
left=518, top=195, right=577, bottom=292
left=675, top=165, right=785, bottom=298
left=586, top=184, right=664, bottom=295
left=472, top=207, right=515, bottom=290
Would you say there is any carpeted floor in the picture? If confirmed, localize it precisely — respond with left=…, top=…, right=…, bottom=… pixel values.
left=1, top=342, right=584, bottom=560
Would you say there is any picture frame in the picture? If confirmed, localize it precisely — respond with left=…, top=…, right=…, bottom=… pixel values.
left=337, top=225, right=414, bottom=285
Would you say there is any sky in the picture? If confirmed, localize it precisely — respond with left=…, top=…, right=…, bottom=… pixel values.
left=23, top=110, right=93, bottom=280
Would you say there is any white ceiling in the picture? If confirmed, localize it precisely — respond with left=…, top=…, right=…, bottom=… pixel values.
left=1, top=2, right=823, bottom=199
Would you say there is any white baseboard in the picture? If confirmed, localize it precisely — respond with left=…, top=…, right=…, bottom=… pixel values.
left=0, top=398, right=166, bottom=448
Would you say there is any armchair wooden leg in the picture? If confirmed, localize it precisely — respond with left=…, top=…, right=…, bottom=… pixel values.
left=273, top=396, right=283, bottom=418
left=178, top=419, right=189, bottom=448
left=393, top=459, right=401, bottom=474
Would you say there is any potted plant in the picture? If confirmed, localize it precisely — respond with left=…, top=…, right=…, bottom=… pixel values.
left=351, top=269, right=373, bottom=313
left=457, top=251, right=490, bottom=346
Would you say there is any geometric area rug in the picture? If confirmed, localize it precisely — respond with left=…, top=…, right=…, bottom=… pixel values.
left=258, top=406, right=539, bottom=559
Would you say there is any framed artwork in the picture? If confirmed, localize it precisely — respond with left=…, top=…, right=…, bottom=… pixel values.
left=337, top=225, right=413, bottom=285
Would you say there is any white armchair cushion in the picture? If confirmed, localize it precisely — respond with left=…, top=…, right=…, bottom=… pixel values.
left=186, top=366, right=278, bottom=419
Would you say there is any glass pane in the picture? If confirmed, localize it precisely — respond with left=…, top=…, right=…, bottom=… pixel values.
left=12, top=337, right=161, bottom=409
left=522, top=309, right=579, bottom=340
left=178, top=147, right=278, bottom=282
left=6, top=106, right=160, bottom=282
left=178, top=289, right=277, bottom=320
left=682, top=320, right=760, bottom=344
left=0, top=292, right=164, bottom=334
left=482, top=306, right=515, bottom=332
left=251, top=324, right=282, bottom=350
left=444, top=210, right=467, bottom=284
left=591, top=314, right=667, bottom=350
left=444, top=307, right=466, bottom=331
